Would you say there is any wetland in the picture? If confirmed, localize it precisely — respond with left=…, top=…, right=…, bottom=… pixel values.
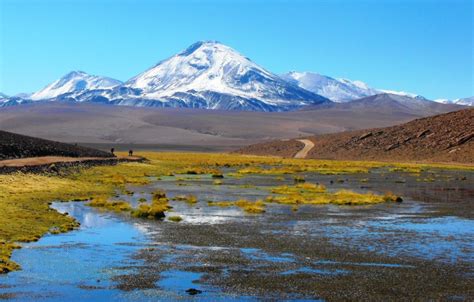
left=0, top=153, right=473, bottom=300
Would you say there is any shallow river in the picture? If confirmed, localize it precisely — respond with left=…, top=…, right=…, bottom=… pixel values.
left=1, top=169, right=473, bottom=300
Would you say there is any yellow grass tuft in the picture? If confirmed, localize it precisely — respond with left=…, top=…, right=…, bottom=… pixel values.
left=172, top=194, right=198, bottom=204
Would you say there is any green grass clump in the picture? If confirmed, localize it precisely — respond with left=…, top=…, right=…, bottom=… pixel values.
left=208, top=201, right=235, bottom=207
left=131, top=189, right=171, bottom=219
left=172, top=194, right=198, bottom=204
left=266, top=182, right=402, bottom=206
left=168, top=216, right=183, bottom=222
left=294, top=175, right=305, bottom=183
left=271, top=183, right=327, bottom=195
left=208, top=199, right=265, bottom=213
left=124, top=190, right=134, bottom=196
left=235, top=199, right=266, bottom=213
left=87, top=197, right=132, bottom=212
left=131, top=203, right=167, bottom=219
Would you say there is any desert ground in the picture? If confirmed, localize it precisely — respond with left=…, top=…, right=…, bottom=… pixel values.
left=0, top=101, right=460, bottom=152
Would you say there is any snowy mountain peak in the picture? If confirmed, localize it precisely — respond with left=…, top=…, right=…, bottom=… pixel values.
left=64, top=70, right=88, bottom=77
left=122, top=41, right=327, bottom=110
left=30, top=71, right=122, bottom=100
left=126, top=40, right=272, bottom=94
left=177, top=40, right=223, bottom=56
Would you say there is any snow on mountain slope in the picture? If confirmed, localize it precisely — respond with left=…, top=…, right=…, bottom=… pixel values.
left=321, top=93, right=465, bottom=117
left=281, top=72, right=378, bottom=102
left=283, top=71, right=427, bottom=102
left=119, top=41, right=328, bottom=110
left=378, top=89, right=426, bottom=100
left=30, top=71, right=122, bottom=100
left=434, top=97, right=474, bottom=106
left=0, top=96, right=32, bottom=107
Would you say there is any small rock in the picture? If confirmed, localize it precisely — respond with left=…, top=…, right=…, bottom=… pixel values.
left=456, top=133, right=473, bottom=146
left=185, top=288, right=202, bottom=295
left=385, top=143, right=400, bottom=151
left=359, top=132, right=373, bottom=140
left=417, top=129, right=430, bottom=138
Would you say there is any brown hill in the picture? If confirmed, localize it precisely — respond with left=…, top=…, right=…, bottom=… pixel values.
left=237, top=108, right=474, bottom=164
left=0, top=130, right=113, bottom=160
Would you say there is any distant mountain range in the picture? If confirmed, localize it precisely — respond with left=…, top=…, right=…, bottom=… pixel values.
left=30, top=71, right=122, bottom=101
left=0, top=41, right=471, bottom=111
left=433, top=97, right=474, bottom=107
left=282, top=71, right=428, bottom=102
left=306, top=93, right=463, bottom=117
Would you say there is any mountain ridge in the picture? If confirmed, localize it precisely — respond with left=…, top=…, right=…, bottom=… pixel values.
left=30, top=71, right=122, bottom=101
left=1, top=41, right=471, bottom=110
left=282, top=71, right=428, bottom=102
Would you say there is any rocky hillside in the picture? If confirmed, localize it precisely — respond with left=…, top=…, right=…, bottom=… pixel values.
left=237, top=108, right=474, bottom=164
left=0, top=130, right=113, bottom=160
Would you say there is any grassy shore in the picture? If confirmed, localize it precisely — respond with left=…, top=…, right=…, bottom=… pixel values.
left=1, top=152, right=472, bottom=273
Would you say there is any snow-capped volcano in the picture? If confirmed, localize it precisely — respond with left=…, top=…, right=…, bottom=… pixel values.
left=30, top=71, right=122, bottom=100
left=118, top=41, right=328, bottom=110
left=283, top=71, right=427, bottom=102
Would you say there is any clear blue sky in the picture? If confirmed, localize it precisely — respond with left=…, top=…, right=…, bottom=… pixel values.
left=0, top=0, right=472, bottom=99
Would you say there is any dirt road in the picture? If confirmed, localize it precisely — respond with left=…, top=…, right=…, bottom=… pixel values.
left=294, top=139, right=315, bottom=159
